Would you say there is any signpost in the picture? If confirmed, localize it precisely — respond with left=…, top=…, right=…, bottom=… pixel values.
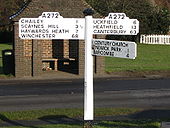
left=19, top=10, right=139, bottom=122
left=92, top=39, right=137, bottom=59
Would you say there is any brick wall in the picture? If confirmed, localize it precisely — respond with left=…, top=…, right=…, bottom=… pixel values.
left=42, top=40, right=52, bottom=58
left=14, top=22, right=32, bottom=77
left=32, top=40, right=42, bottom=76
left=14, top=22, right=43, bottom=77
left=24, top=40, right=32, bottom=57
left=63, top=40, right=69, bottom=58
left=78, top=40, right=85, bottom=76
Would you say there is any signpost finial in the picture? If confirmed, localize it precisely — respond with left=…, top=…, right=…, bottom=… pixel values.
left=83, top=8, right=94, bottom=16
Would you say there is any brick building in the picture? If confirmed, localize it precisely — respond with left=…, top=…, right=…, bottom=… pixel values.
left=10, top=0, right=105, bottom=78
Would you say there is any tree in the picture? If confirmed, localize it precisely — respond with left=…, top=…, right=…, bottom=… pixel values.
left=0, top=0, right=25, bottom=25
left=148, top=7, right=170, bottom=34
left=86, top=0, right=170, bottom=35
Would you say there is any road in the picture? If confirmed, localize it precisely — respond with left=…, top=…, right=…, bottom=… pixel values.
left=0, top=78, right=170, bottom=111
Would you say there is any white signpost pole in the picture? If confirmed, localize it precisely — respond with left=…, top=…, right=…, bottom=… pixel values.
left=83, top=9, right=94, bottom=121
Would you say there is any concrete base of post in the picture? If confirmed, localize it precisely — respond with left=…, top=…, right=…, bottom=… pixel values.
left=84, top=120, right=93, bottom=128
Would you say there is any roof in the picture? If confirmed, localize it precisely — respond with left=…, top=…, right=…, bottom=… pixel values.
left=10, top=0, right=100, bottom=21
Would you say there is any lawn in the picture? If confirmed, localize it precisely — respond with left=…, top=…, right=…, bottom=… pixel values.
left=105, top=43, right=170, bottom=72
left=0, top=108, right=163, bottom=128
left=0, top=43, right=12, bottom=57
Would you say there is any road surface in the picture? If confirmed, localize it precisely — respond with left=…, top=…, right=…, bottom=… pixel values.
left=0, top=78, right=170, bottom=111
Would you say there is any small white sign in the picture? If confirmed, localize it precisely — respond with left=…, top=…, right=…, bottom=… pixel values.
left=93, top=13, right=139, bottom=35
left=92, top=39, right=137, bottom=59
left=38, top=12, right=63, bottom=18
left=106, top=13, right=127, bottom=19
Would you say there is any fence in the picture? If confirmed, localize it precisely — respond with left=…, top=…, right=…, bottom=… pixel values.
left=140, top=35, right=170, bottom=45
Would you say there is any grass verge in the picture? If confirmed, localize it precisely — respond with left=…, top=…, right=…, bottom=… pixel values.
left=0, top=108, right=163, bottom=128
left=105, top=43, right=170, bottom=72
left=0, top=108, right=141, bottom=121
left=0, top=121, right=161, bottom=128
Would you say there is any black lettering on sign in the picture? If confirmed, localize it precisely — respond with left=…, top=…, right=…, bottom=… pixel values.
left=42, top=13, right=46, bottom=18
left=47, top=13, right=50, bottom=18
left=119, top=14, right=125, bottom=19
left=108, top=13, right=126, bottom=19
left=131, top=25, right=136, bottom=29
left=133, top=20, right=137, bottom=24
left=130, top=30, right=136, bottom=34
left=55, top=13, right=59, bottom=18
left=41, top=12, right=60, bottom=18
left=113, top=14, right=117, bottom=19
left=114, top=20, right=118, bottom=24
left=72, top=34, right=78, bottom=38
left=126, top=49, right=130, bottom=58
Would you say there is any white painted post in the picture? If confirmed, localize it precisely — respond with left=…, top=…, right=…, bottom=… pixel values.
left=143, top=35, right=146, bottom=44
left=159, top=35, right=161, bottom=44
left=83, top=9, right=94, bottom=121
left=140, top=35, right=143, bottom=44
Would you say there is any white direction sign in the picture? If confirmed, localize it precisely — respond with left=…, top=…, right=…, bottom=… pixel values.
left=93, top=13, right=139, bottom=35
left=19, top=12, right=85, bottom=40
left=19, top=12, right=139, bottom=40
left=92, top=39, right=137, bottom=59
